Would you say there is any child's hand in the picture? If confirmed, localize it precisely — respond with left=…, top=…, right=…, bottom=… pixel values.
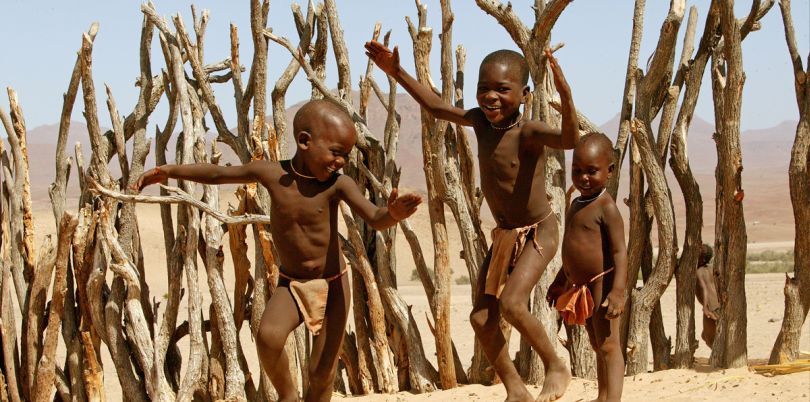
left=546, top=271, right=568, bottom=307
left=546, top=282, right=564, bottom=308
left=544, top=48, right=571, bottom=97
left=131, top=166, right=168, bottom=192
left=702, top=304, right=719, bottom=320
left=601, top=289, right=625, bottom=319
left=365, top=40, right=401, bottom=77
left=387, top=188, right=421, bottom=221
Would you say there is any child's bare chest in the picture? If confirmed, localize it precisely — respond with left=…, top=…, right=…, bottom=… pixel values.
left=477, top=132, right=527, bottom=181
left=267, top=182, right=336, bottom=227
left=565, top=206, right=604, bottom=236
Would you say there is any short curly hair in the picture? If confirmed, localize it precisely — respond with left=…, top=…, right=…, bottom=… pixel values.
left=480, top=49, right=530, bottom=86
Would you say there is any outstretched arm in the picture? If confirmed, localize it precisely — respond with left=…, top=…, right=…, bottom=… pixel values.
left=365, top=40, right=474, bottom=126
left=337, top=175, right=421, bottom=230
left=601, top=201, right=628, bottom=319
left=523, top=49, right=579, bottom=150
left=133, top=160, right=269, bottom=191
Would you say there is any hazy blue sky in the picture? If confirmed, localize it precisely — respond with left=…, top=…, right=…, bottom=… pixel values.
left=1, top=1, right=807, bottom=132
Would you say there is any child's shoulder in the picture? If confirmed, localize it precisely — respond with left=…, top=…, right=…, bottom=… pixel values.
left=597, top=194, right=623, bottom=221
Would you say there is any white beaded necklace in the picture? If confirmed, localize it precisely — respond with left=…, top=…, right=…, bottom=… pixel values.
left=574, top=188, right=606, bottom=203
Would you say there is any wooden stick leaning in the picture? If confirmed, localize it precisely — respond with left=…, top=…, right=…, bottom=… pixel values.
left=87, top=177, right=272, bottom=226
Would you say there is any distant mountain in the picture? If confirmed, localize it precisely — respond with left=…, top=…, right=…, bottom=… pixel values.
left=13, top=93, right=797, bottom=242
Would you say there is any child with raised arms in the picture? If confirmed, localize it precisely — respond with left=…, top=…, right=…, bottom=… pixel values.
left=366, top=40, right=578, bottom=402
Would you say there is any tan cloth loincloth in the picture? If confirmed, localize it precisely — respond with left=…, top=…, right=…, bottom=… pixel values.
left=555, top=267, right=614, bottom=325
left=278, top=268, right=348, bottom=335
left=484, top=211, right=554, bottom=298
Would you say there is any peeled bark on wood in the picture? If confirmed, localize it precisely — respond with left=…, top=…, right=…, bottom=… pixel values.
left=708, top=0, right=755, bottom=369
left=770, top=0, right=810, bottom=364
left=0, top=221, right=22, bottom=402
left=0, top=110, right=29, bottom=310
left=32, top=212, right=78, bottom=402
left=625, top=120, right=677, bottom=375
left=340, top=203, right=398, bottom=393
left=201, top=176, right=247, bottom=401
left=406, top=1, right=455, bottom=388
left=670, top=6, right=703, bottom=369
left=23, top=236, right=57, bottom=399
left=80, top=332, right=105, bottom=402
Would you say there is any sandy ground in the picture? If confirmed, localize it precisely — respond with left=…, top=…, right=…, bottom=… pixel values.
left=29, top=199, right=810, bottom=402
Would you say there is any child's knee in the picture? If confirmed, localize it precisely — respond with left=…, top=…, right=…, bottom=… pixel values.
left=596, top=336, right=620, bottom=356
left=469, top=309, right=488, bottom=332
left=257, top=325, right=288, bottom=353
left=498, top=296, right=525, bottom=322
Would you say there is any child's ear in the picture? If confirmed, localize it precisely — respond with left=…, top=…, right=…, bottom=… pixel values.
left=296, top=131, right=312, bottom=150
left=608, top=162, right=615, bottom=176
left=522, top=85, right=530, bottom=102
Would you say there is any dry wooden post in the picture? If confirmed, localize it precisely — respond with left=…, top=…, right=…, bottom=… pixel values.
left=669, top=5, right=707, bottom=369
left=171, top=11, right=249, bottom=400
left=405, top=0, right=456, bottom=389
left=708, top=0, right=774, bottom=369
left=5, top=92, right=44, bottom=402
left=0, top=140, right=22, bottom=402
left=0, top=104, right=29, bottom=310
left=5, top=89, right=35, bottom=289
left=339, top=203, right=396, bottom=393
left=623, top=0, right=685, bottom=372
left=606, top=0, right=644, bottom=199
left=770, top=0, right=810, bottom=364
left=624, top=120, right=677, bottom=375
left=23, top=235, right=57, bottom=400
left=32, top=212, right=78, bottom=402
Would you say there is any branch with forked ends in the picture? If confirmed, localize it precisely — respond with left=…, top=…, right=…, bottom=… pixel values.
left=88, top=177, right=272, bottom=226
left=264, top=29, right=376, bottom=151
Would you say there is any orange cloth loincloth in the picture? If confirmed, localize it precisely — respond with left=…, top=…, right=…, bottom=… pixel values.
left=555, top=268, right=614, bottom=325
left=484, top=211, right=554, bottom=299
left=279, top=268, right=348, bottom=335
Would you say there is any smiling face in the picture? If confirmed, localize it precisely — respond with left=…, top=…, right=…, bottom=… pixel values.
left=571, top=135, right=614, bottom=198
left=293, top=100, right=357, bottom=182
left=476, top=60, right=529, bottom=127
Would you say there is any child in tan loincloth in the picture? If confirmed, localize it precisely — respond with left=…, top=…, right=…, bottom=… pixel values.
left=134, top=99, right=421, bottom=402
left=549, top=132, right=628, bottom=402
left=366, top=40, right=579, bottom=402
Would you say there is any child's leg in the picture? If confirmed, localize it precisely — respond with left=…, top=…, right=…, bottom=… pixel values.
left=257, top=285, right=304, bottom=402
left=305, top=273, right=351, bottom=402
left=585, top=320, right=607, bottom=401
left=469, top=252, right=533, bottom=402
left=498, top=225, right=570, bottom=402
left=590, top=280, right=624, bottom=402
left=702, top=315, right=716, bottom=348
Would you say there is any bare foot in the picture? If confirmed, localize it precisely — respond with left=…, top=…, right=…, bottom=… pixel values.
left=535, top=364, right=571, bottom=402
left=504, top=391, right=534, bottom=402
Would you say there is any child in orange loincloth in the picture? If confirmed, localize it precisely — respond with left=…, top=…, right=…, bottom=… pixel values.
left=549, top=132, right=628, bottom=402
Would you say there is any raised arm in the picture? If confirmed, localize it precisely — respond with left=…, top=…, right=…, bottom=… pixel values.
left=523, top=49, right=579, bottom=150
left=337, top=175, right=421, bottom=230
left=134, top=160, right=270, bottom=191
left=601, top=201, right=628, bottom=319
left=365, top=40, right=474, bottom=126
